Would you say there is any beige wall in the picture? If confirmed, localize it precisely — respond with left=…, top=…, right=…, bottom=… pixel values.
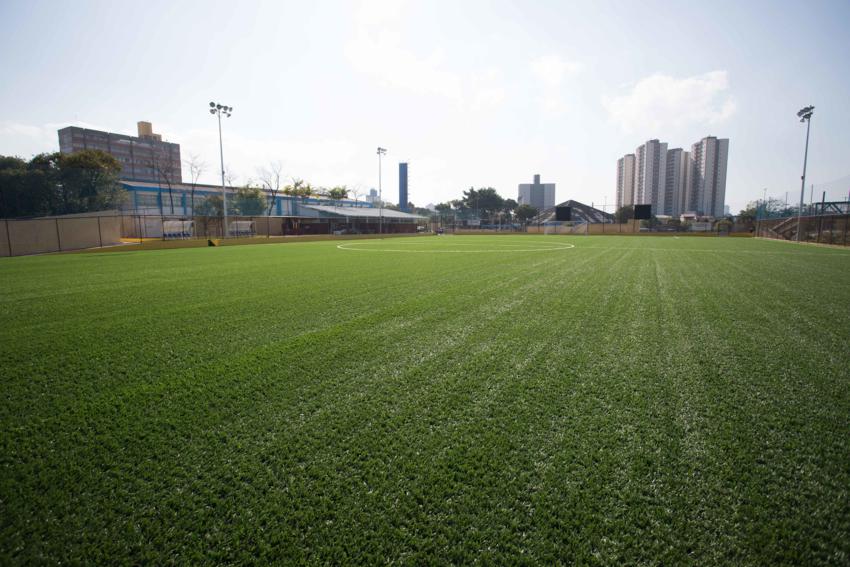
left=6, top=219, right=60, bottom=256
left=58, top=217, right=101, bottom=250
left=526, top=221, right=640, bottom=235
left=0, top=216, right=123, bottom=257
left=0, top=220, right=10, bottom=257
left=253, top=217, right=285, bottom=236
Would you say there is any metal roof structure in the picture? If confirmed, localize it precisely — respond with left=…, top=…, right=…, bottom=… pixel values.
left=119, top=180, right=372, bottom=208
left=531, top=200, right=614, bottom=224
left=301, top=204, right=425, bottom=220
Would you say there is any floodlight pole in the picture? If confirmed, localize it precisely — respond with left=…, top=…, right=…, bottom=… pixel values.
left=377, top=147, right=387, bottom=235
left=209, top=101, right=233, bottom=237
left=217, top=112, right=228, bottom=237
left=796, top=106, right=814, bottom=242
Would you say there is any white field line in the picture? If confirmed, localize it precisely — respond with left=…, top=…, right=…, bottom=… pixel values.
left=577, top=246, right=850, bottom=256
left=337, top=242, right=576, bottom=253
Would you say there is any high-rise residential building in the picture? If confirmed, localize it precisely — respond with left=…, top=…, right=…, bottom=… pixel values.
left=399, top=162, right=409, bottom=211
left=58, top=121, right=182, bottom=184
left=518, top=174, right=556, bottom=211
left=616, top=154, right=636, bottom=209
left=685, top=136, right=729, bottom=217
left=634, top=139, right=668, bottom=215
left=663, top=148, right=689, bottom=216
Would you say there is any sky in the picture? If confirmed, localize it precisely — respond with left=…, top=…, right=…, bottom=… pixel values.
left=1, top=0, right=849, bottom=213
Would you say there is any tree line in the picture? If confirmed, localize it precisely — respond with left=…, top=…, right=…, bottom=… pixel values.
left=0, top=150, right=126, bottom=218
left=434, top=187, right=538, bottom=224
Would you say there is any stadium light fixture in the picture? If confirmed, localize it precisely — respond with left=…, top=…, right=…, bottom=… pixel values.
left=209, top=101, right=233, bottom=237
left=795, top=105, right=814, bottom=242
left=377, top=147, right=387, bottom=235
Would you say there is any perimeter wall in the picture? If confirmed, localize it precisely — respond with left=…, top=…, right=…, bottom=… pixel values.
left=0, top=214, right=122, bottom=257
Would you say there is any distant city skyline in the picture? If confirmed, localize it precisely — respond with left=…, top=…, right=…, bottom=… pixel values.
left=1, top=0, right=849, bottom=214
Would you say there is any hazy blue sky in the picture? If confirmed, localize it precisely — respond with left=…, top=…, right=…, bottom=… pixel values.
left=1, top=0, right=849, bottom=212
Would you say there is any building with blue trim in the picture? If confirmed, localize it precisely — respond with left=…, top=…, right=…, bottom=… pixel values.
left=120, top=180, right=425, bottom=235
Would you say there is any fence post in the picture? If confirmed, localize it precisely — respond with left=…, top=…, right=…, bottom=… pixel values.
left=5, top=219, right=12, bottom=257
left=97, top=217, right=103, bottom=248
left=55, top=218, right=62, bottom=251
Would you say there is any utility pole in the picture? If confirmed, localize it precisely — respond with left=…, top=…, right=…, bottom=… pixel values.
left=796, top=106, right=815, bottom=242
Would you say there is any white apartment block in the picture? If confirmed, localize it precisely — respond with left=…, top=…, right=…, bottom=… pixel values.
left=663, top=148, right=689, bottom=216
left=685, top=136, right=729, bottom=218
left=616, top=154, right=635, bottom=209
left=635, top=140, right=667, bottom=216
left=618, top=135, right=728, bottom=218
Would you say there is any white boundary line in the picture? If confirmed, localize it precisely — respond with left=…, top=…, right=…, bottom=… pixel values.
left=337, top=241, right=576, bottom=253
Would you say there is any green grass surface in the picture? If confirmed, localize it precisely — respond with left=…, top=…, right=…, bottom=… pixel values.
left=1, top=235, right=849, bottom=564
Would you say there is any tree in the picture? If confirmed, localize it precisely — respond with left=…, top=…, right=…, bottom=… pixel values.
left=740, top=198, right=789, bottom=222
left=640, top=215, right=660, bottom=229
left=195, top=194, right=223, bottom=217
left=0, top=155, right=55, bottom=218
left=515, top=204, right=538, bottom=224
left=0, top=151, right=123, bottom=217
left=232, top=185, right=266, bottom=215
left=185, top=154, right=205, bottom=215
left=259, top=161, right=283, bottom=216
left=450, top=199, right=467, bottom=213
left=461, top=187, right=504, bottom=221
left=715, top=219, right=732, bottom=233
left=151, top=148, right=177, bottom=214
left=502, top=198, right=518, bottom=224
left=56, top=150, right=124, bottom=214
left=328, top=186, right=349, bottom=203
left=284, top=178, right=314, bottom=200
left=614, top=205, right=634, bottom=224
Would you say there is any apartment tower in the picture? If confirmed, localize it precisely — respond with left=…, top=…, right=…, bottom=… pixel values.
left=616, top=154, right=636, bottom=210
left=634, top=139, right=667, bottom=215
left=663, top=148, right=690, bottom=216
left=685, top=136, right=729, bottom=217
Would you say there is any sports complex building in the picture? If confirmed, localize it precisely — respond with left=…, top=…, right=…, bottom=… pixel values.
left=55, top=120, right=425, bottom=238
left=120, top=179, right=425, bottom=237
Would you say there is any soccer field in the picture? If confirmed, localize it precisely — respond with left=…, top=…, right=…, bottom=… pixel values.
left=1, top=235, right=848, bottom=564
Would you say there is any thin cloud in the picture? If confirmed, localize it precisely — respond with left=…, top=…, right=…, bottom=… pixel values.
left=344, top=0, right=504, bottom=111
left=530, top=54, right=582, bottom=117
left=603, top=70, right=736, bottom=133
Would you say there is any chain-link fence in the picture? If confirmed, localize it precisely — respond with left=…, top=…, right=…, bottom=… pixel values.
left=120, top=214, right=422, bottom=240
left=756, top=213, right=850, bottom=246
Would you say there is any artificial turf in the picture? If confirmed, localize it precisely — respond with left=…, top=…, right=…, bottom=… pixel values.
left=1, top=235, right=848, bottom=564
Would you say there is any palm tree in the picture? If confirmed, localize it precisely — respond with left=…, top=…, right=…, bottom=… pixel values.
left=328, top=186, right=349, bottom=205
